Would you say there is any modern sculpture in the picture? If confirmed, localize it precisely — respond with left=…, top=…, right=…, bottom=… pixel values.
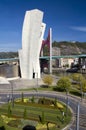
left=19, top=9, right=46, bottom=79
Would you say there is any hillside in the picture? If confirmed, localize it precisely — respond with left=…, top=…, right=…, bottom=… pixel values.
left=0, top=52, right=18, bottom=59
left=0, top=41, right=86, bottom=58
left=52, top=41, right=86, bottom=55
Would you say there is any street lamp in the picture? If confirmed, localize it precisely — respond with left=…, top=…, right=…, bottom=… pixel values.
left=62, top=111, right=65, bottom=123
left=7, top=94, right=10, bottom=103
left=76, top=102, right=80, bottom=130
left=80, top=82, right=83, bottom=101
left=66, top=95, right=69, bottom=116
left=66, top=88, right=69, bottom=116
left=10, top=81, right=14, bottom=107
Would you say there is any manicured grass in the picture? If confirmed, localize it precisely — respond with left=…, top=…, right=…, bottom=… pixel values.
left=17, top=85, right=82, bottom=98
left=0, top=117, right=18, bottom=130
left=70, top=88, right=81, bottom=97
left=0, top=97, right=72, bottom=130
left=17, top=86, right=54, bottom=91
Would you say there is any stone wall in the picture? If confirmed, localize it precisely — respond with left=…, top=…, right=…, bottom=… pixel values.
left=0, top=64, right=19, bottom=78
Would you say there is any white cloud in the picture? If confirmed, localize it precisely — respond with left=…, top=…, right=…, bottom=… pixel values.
left=70, top=26, right=86, bottom=32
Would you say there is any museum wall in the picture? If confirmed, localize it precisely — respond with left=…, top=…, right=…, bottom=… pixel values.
left=0, top=64, right=19, bottom=78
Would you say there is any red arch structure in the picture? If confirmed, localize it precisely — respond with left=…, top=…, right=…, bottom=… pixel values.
left=41, top=29, right=50, bottom=56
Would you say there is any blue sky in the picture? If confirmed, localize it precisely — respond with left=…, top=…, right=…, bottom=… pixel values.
left=0, top=0, right=86, bottom=51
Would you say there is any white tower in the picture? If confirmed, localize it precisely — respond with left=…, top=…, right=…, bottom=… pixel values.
left=19, top=9, right=46, bottom=79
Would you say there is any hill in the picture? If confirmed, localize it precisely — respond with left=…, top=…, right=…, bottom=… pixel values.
left=0, top=41, right=86, bottom=58
left=0, top=52, right=18, bottom=59
left=52, top=41, right=86, bottom=55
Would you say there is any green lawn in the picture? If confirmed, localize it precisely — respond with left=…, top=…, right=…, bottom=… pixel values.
left=17, top=86, right=53, bottom=92
left=17, top=85, right=82, bottom=98
left=0, top=97, right=72, bottom=130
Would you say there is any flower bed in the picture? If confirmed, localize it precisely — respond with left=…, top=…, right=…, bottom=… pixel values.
left=0, top=96, right=72, bottom=130
left=1, top=115, right=56, bottom=130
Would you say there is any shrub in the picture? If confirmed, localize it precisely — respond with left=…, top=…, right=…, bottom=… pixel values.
left=57, top=76, right=71, bottom=93
left=71, top=73, right=84, bottom=82
left=31, top=96, right=35, bottom=103
left=15, top=98, right=29, bottom=103
left=54, top=97, right=57, bottom=107
left=38, top=98, right=52, bottom=105
left=43, top=75, right=53, bottom=87
left=56, top=102, right=64, bottom=109
left=42, top=111, right=45, bottom=124
left=1, top=115, right=16, bottom=124
left=21, top=92, right=24, bottom=102
left=23, top=108, right=27, bottom=119
left=7, top=119, right=21, bottom=128
left=7, top=105, right=12, bottom=118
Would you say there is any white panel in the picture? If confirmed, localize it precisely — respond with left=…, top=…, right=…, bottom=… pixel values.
left=34, top=23, right=46, bottom=78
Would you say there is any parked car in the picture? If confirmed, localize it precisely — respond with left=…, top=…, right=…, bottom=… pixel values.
left=66, top=67, right=79, bottom=73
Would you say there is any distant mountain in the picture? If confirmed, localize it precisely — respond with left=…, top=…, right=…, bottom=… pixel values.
left=52, top=41, right=86, bottom=55
left=0, top=52, right=18, bottom=59
left=0, top=41, right=86, bottom=59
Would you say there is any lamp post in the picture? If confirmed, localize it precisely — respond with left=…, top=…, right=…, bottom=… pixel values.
left=76, top=103, right=80, bottom=130
left=62, top=111, right=65, bottom=123
left=10, top=81, right=14, bottom=107
left=7, top=94, right=10, bottom=103
left=66, top=88, right=69, bottom=116
left=49, top=28, right=52, bottom=74
left=66, top=95, right=69, bottom=116
left=80, top=82, right=83, bottom=102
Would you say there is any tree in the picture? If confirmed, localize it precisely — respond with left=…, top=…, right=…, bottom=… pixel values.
left=8, top=104, right=12, bottom=118
left=57, top=77, right=71, bottom=93
left=21, top=92, right=24, bottom=102
left=41, top=111, right=45, bottom=124
left=71, top=73, right=84, bottom=82
left=77, top=77, right=86, bottom=100
left=23, top=107, right=27, bottom=119
left=31, top=96, right=35, bottom=103
left=81, top=79, right=86, bottom=93
left=43, top=45, right=49, bottom=56
left=43, top=75, right=53, bottom=87
left=71, top=74, right=86, bottom=98
left=54, top=97, right=57, bottom=107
